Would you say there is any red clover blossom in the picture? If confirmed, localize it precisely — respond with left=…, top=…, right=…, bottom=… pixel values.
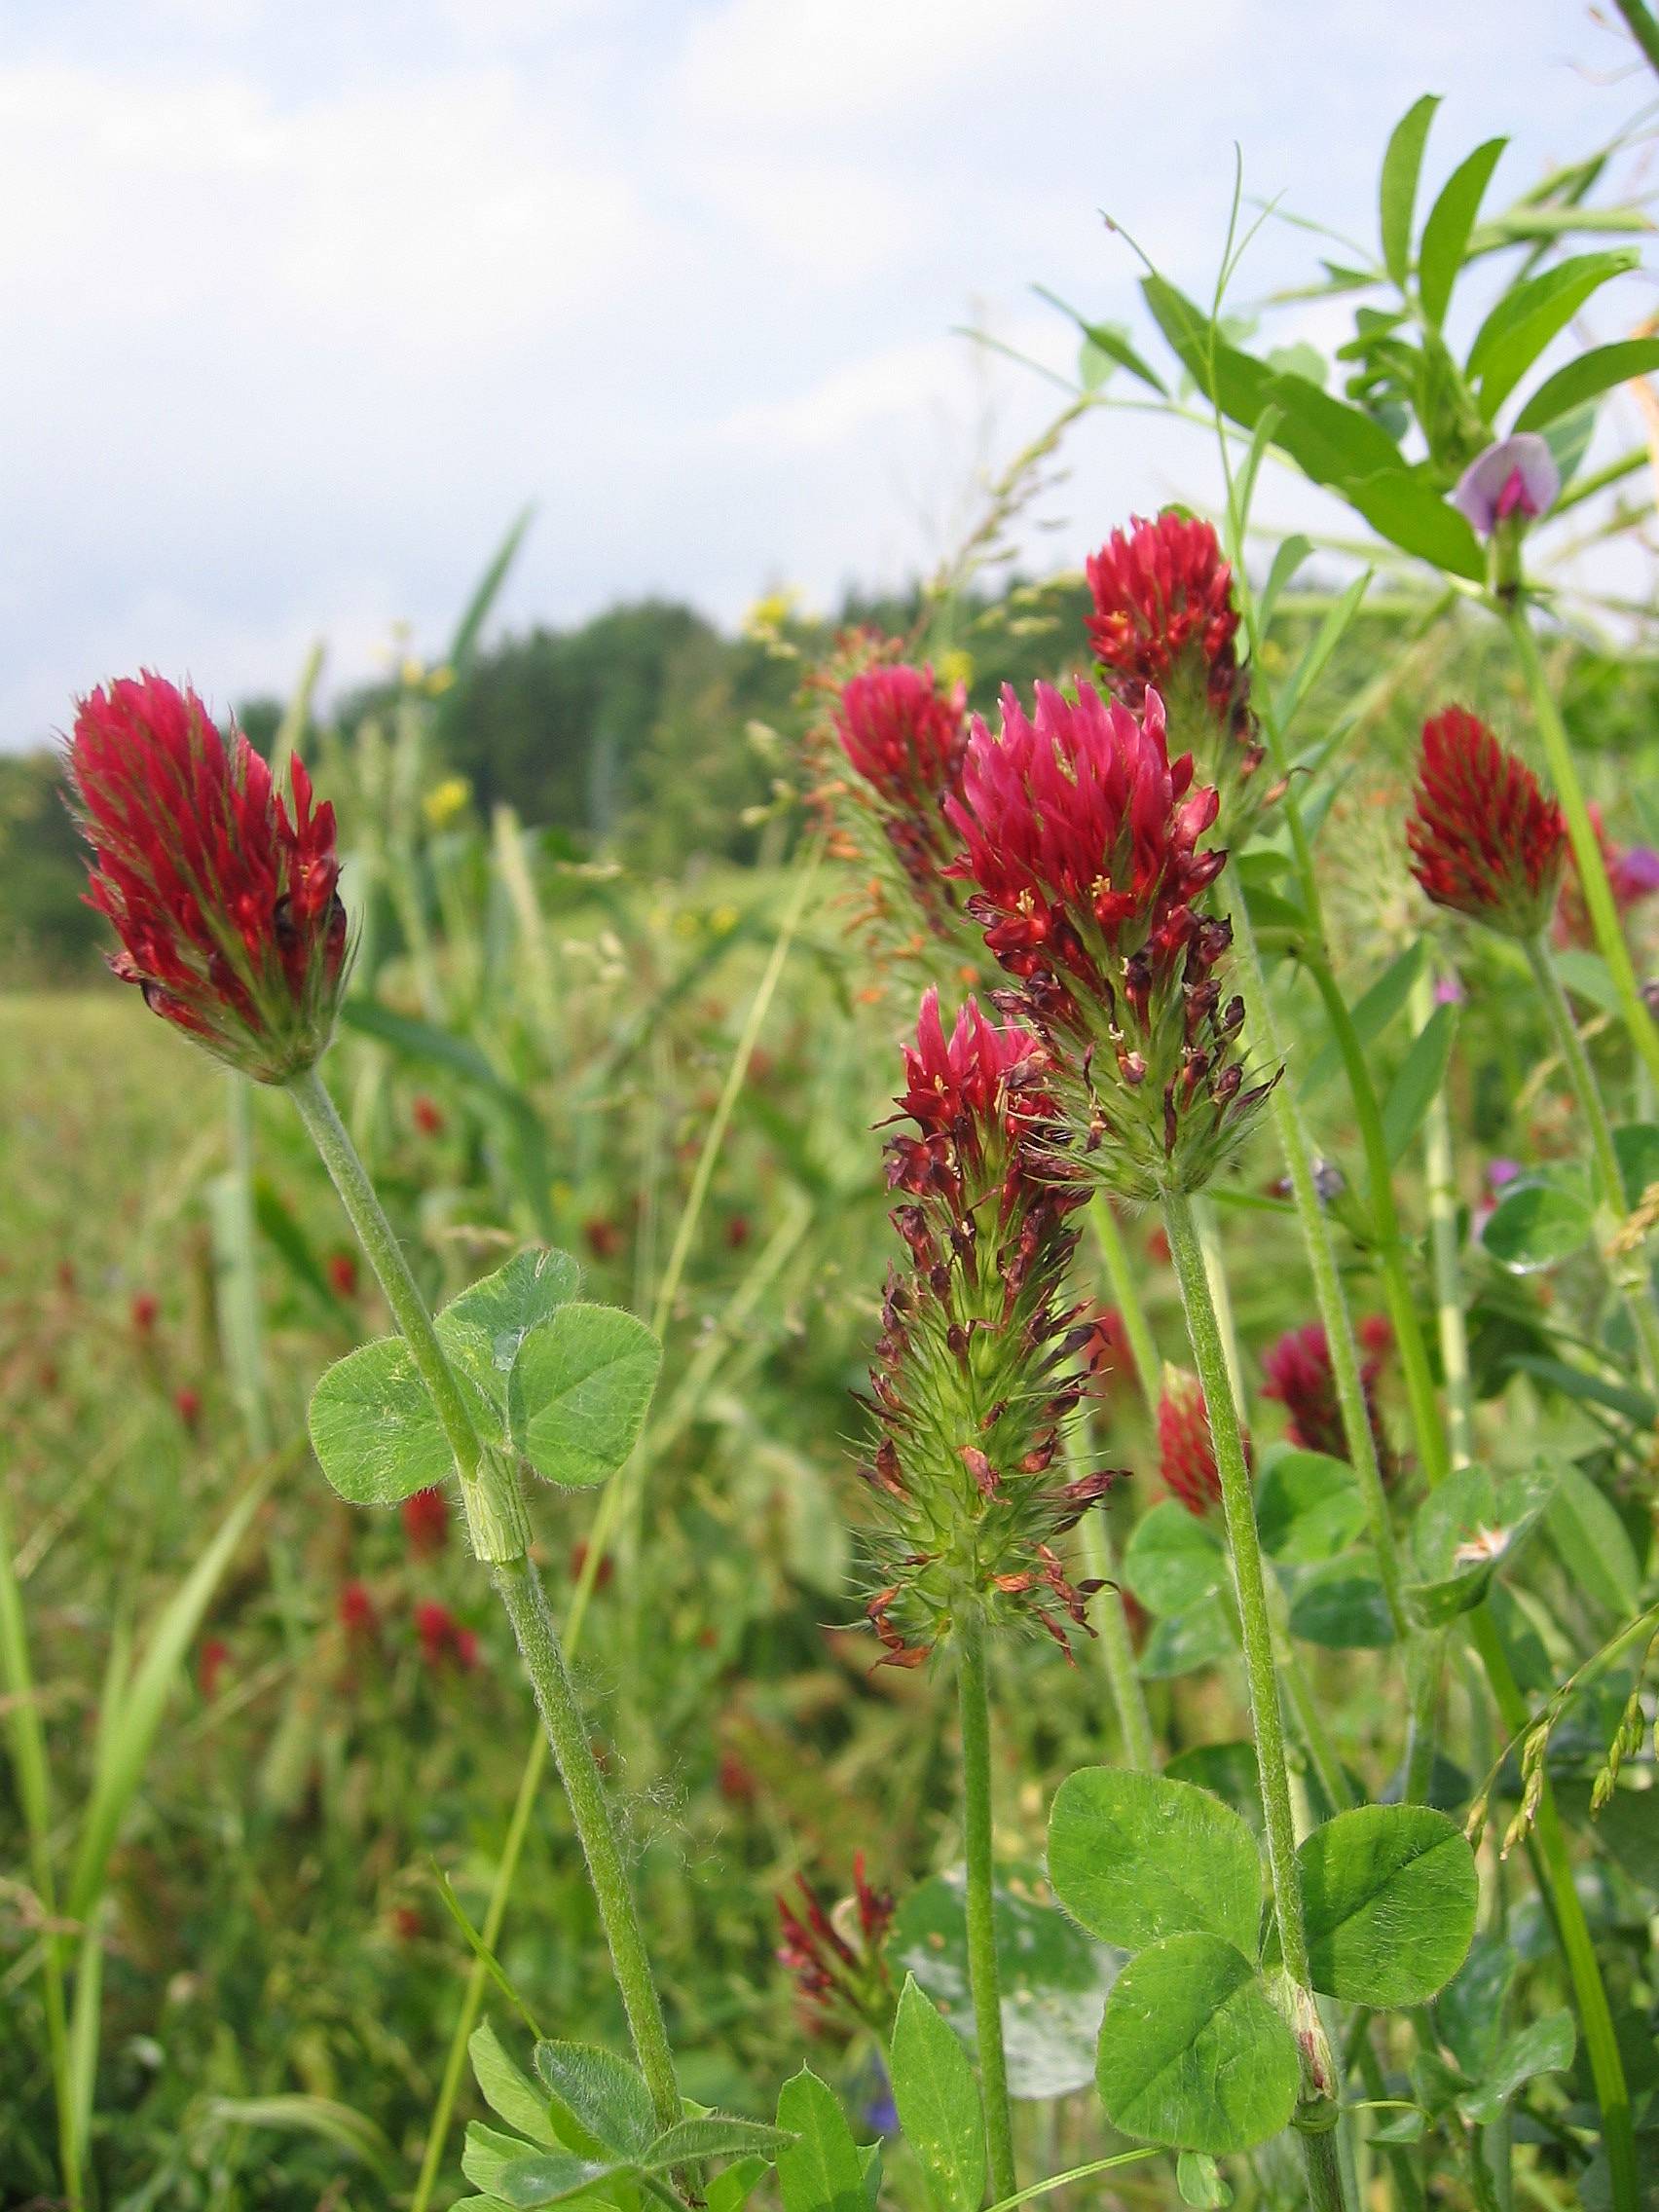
left=67, top=673, right=348, bottom=1083
left=944, top=681, right=1272, bottom=1198
left=1408, top=707, right=1566, bottom=940
left=859, top=989, right=1120, bottom=1663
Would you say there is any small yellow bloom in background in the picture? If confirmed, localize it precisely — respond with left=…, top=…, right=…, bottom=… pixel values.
left=742, top=586, right=800, bottom=641
left=423, top=776, right=472, bottom=830
left=935, top=647, right=975, bottom=692
left=399, top=655, right=426, bottom=689
left=424, top=665, right=457, bottom=697
left=709, top=903, right=740, bottom=935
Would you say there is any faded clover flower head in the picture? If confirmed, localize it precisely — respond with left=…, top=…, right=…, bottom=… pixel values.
left=67, top=674, right=349, bottom=1083
left=1408, top=706, right=1567, bottom=940
left=776, top=1855, right=895, bottom=2037
left=943, top=680, right=1274, bottom=1198
left=1260, top=1319, right=1394, bottom=1481
left=858, top=988, right=1120, bottom=1665
left=1157, top=1367, right=1231, bottom=1517
left=1451, top=434, right=1561, bottom=537
left=823, top=651, right=972, bottom=949
left=1086, top=511, right=1265, bottom=827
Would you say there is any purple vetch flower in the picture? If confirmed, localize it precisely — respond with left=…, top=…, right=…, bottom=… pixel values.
left=1434, top=971, right=1465, bottom=1006
left=1611, top=844, right=1659, bottom=904
left=1488, top=1158, right=1523, bottom=1192
left=1452, top=435, right=1561, bottom=536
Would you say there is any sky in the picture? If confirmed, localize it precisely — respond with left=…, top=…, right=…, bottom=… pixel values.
left=1, top=0, right=1654, bottom=749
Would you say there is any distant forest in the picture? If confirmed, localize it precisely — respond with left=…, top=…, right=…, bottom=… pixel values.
left=0, top=577, right=1092, bottom=979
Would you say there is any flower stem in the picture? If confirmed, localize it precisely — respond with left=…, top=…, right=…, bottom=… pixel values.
left=489, top=1557, right=681, bottom=2131
left=1524, top=934, right=1659, bottom=1389
left=1159, top=1190, right=1309, bottom=1985
left=1159, top=1189, right=1348, bottom=2212
left=1228, top=899, right=1412, bottom=1641
left=956, top=1604, right=1017, bottom=2202
left=1411, top=974, right=1476, bottom=1471
left=1505, top=605, right=1659, bottom=1092
left=1468, top=1609, right=1638, bottom=2212
left=284, top=1062, right=681, bottom=2133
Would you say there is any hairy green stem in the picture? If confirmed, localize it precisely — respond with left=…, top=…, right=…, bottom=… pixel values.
left=1469, top=1610, right=1637, bottom=2212
left=1160, top=1189, right=1348, bottom=2212
left=1506, top=606, right=1659, bottom=1091
left=1229, top=900, right=1411, bottom=1640
left=1525, top=934, right=1659, bottom=1388
left=956, top=1605, right=1017, bottom=2202
left=285, top=1063, right=681, bottom=2133
left=1077, top=1505, right=1157, bottom=1774
left=490, top=1560, right=680, bottom=2131
left=1412, top=976, right=1476, bottom=1470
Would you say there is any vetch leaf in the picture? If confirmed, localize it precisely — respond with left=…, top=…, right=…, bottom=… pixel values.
left=890, top=1977, right=985, bottom=2212
left=1298, top=1805, right=1477, bottom=2005
left=1123, top=1499, right=1228, bottom=1615
left=532, top=2041, right=654, bottom=2159
left=1544, top=1460, right=1641, bottom=1621
left=1093, top=1933, right=1299, bottom=2155
left=1257, top=535, right=1312, bottom=634
left=1142, top=275, right=1483, bottom=577
left=1140, top=1603, right=1238, bottom=1678
left=707, top=2157, right=771, bottom=2212
left=463, top=2121, right=548, bottom=2199
left=1458, top=2010, right=1574, bottom=2126
left=1436, top=1936, right=1518, bottom=2079
left=1513, top=339, right=1659, bottom=435
left=494, top=2151, right=630, bottom=2209
left=511, top=1305, right=662, bottom=1488
left=1287, top=1562, right=1396, bottom=1649
left=1256, top=1449, right=1367, bottom=1565
left=1467, top=248, right=1641, bottom=417
left=308, top=1337, right=455, bottom=1505
left=1300, top=940, right=1425, bottom=1097
left=1481, top=1168, right=1595, bottom=1272
left=470, top=2021, right=558, bottom=2148
left=1048, top=1768, right=1262, bottom=1957
left=1380, top=93, right=1441, bottom=285
left=646, top=2118, right=794, bottom=2166
left=1176, top=2150, right=1234, bottom=2207
left=1407, top=1463, right=1555, bottom=1625
left=1419, top=136, right=1507, bottom=326
left=775, top=2069, right=867, bottom=2212
left=1381, top=1003, right=1457, bottom=1164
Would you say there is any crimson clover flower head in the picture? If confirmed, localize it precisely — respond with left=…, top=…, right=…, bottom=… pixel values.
left=67, top=674, right=349, bottom=1083
left=944, top=681, right=1273, bottom=1198
left=834, top=662, right=968, bottom=817
left=1085, top=511, right=1264, bottom=819
left=1157, top=1367, right=1240, bottom=1517
left=820, top=650, right=971, bottom=951
left=858, top=992, right=1120, bottom=1665
left=775, top=1857, right=895, bottom=2037
left=1260, top=1320, right=1394, bottom=1481
left=1452, top=434, right=1561, bottom=537
left=1408, top=706, right=1566, bottom=940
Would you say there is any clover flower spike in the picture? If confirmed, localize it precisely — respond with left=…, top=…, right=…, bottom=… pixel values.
left=1408, top=707, right=1566, bottom=939
left=68, top=674, right=348, bottom=1082
left=944, top=681, right=1272, bottom=1197
left=1086, top=511, right=1263, bottom=813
